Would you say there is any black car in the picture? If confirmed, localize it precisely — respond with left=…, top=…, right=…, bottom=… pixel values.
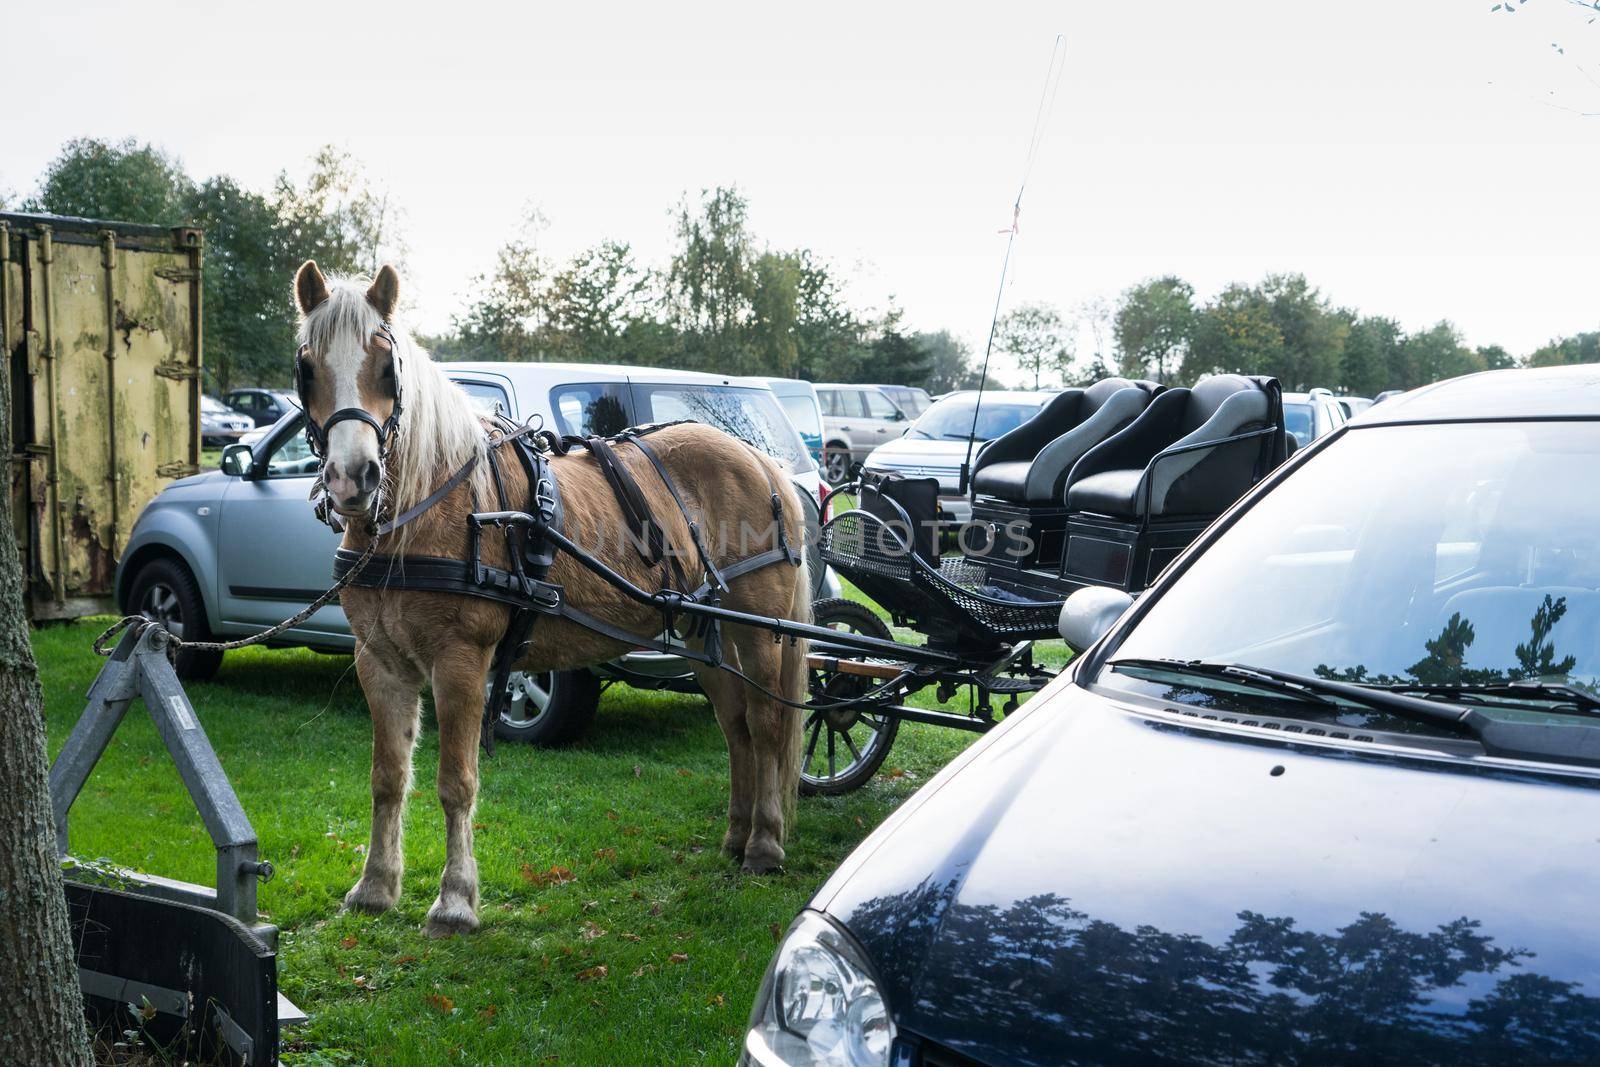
left=223, top=387, right=299, bottom=427
left=742, top=365, right=1600, bottom=1066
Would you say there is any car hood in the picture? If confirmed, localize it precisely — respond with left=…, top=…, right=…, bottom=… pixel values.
left=816, top=682, right=1600, bottom=1066
left=864, top=437, right=976, bottom=470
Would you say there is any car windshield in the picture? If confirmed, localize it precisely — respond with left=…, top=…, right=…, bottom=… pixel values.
left=630, top=384, right=816, bottom=473
left=1283, top=402, right=1315, bottom=447
left=909, top=395, right=1042, bottom=441
left=201, top=396, right=230, bottom=414
left=1103, top=422, right=1600, bottom=711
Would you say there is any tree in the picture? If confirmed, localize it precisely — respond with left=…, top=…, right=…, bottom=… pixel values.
left=996, top=302, right=1072, bottom=390
left=1477, top=343, right=1517, bottom=371
left=1526, top=331, right=1600, bottom=368
left=24, top=136, right=192, bottom=224
left=1342, top=315, right=1403, bottom=396
left=915, top=330, right=978, bottom=393
left=865, top=307, right=932, bottom=386
left=0, top=361, right=93, bottom=1065
left=1187, top=283, right=1284, bottom=385
left=666, top=186, right=760, bottom=373
left=792, top=251, right=867, bottom=382
left=1401, top=322, right=1484, bottom=386
left=544, top=240, right=658, bottom=364
left=451, top=209, right=551, bottom=362
left=1115, top=277, right=1194, bottom=384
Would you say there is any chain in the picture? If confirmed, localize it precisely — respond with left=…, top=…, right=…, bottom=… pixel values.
left=93, top=533, right=382, bottom=657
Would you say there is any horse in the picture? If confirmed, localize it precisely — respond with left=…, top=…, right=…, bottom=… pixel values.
left=291, top=260, right=811, bottom=937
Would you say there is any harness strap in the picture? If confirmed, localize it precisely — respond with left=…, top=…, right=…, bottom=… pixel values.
left=625, top=434, right=729, bottom=598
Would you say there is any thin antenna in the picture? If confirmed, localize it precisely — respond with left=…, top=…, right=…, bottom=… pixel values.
left=959, top=34, right=1067, bottom=494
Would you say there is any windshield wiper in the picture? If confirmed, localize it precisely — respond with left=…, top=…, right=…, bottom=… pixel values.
left=1373, top=680, right=1600, bottom=715
left=1106, top=658, right=1600, bottom=767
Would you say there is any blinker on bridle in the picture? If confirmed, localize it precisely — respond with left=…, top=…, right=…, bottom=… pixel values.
left=296, top=321, right=403, bottom=462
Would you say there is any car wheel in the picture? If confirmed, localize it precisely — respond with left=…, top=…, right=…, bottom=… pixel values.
left=127, top=557, right=223, bottom=681
left=801, top=598, right=901, bottom=795
left=490, top=669, right=602, bottom=746
left=824, top=448, right=852, bottom=486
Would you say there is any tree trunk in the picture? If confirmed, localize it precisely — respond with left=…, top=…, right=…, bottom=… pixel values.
left=0, top=371, right=93, bottom=1063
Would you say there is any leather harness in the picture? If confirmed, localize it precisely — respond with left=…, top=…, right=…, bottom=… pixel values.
left=332, top=418, right=802, bottom=752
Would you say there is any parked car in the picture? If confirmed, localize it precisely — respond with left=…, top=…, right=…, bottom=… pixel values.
left=743, top=365, right=1600, bottom=1066
left=1373, top=388, right=1406, bottom=405
left=120, top=362, right=839, bottom=746
left=764, top=378, right=826, bottom=471
left=1282, top=387, right=1347, bottom=449
left=199, top=395, right=254, bottom=446
left=1337, top=394, right=1373, bottom=418
left=861, top=390, right=1054, bottom=525
left=816, top=384, right=911, bottom=484
left=223, top=387, right=300, bottom=427
left=876, top=384, right=933, bottom=418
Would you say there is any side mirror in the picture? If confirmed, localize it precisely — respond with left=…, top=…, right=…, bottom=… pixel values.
left=220, top=443, right=256, bottom=478
left=891, top=408, right=908, bottom=421
left=1058, top=586, right=1134, bottom=652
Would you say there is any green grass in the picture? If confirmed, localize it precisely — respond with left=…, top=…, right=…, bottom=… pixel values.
left=30, top=611, right=1009, bottom=1064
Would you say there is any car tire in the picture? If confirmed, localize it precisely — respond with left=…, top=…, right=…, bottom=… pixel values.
left=824, top=447, right=852, bottom=486
left=127, top=557, right=223, bottom=681
left=490, top=668, right=602, bottom=746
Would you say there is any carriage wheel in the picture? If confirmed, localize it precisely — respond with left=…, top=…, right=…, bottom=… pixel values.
left=801, top=598, right=901, bottom=796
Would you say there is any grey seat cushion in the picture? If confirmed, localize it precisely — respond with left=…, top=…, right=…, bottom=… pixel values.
left=1066, top=469, right=1145, bottom=518
left=971, top=461, right=1032, bottom=500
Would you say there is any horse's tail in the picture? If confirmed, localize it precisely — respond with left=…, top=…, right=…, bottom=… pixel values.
left=777, top=548, right=812, bottom=828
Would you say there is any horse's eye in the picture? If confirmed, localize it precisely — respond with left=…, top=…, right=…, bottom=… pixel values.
left=298, top=356, right=314, bottom=382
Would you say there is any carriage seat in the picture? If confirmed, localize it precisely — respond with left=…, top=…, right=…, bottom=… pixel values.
left=1064, top=375, right=1277, bottom=520
left=970, top=377, right=1158, bottom=504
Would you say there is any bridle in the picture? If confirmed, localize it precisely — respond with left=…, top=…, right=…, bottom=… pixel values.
left=295, top=321, right=404, bottom=462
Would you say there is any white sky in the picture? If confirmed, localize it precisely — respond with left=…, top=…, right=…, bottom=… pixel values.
left=6, top=0, right=1600, bottom=378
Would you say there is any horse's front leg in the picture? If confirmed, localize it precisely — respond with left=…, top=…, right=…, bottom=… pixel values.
left=424, top=645, right=494, bottom=937
left=344, top=648, right=424, bottom=914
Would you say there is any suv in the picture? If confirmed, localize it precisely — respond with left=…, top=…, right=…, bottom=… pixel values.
left=119, top=363, right=837, bottom=746
left=877, top=384, right=933, bottom=418
left=743, top=366, right=1600, bottom=1066
left=223, top=388, right=300, bottom=427
left=1282, top=387, right=1347, bottom=449
left=815, top=383, right=910, bottom=484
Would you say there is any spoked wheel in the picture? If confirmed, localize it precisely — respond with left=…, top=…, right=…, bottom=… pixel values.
left=801, top=598, right=901, bottom=795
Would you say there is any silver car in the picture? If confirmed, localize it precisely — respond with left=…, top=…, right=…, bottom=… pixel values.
left=815, top=383, right=911, bottom=484
left=117, top=362, right=837, bottom=745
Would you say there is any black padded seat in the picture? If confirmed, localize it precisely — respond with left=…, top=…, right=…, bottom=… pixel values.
left=970, top=377, right=1157, bottom=503
left=1064, top=374, right=1284, bottom=520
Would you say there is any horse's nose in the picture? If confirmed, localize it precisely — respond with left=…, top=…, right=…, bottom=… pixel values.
left=355, top=459, right=381, bottom=494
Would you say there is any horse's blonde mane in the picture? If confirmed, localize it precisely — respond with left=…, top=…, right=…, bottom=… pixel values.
left=300, top=278, right=490, bottom=522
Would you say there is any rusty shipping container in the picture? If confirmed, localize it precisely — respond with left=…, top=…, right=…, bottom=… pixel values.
left=2, top=212, right=202, bottom=620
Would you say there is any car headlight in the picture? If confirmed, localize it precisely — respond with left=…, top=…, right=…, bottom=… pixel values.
left=740, top=911, right=895, bottom=1067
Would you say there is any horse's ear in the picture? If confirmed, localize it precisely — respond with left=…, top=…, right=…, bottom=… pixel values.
left=295, top=260, right=329, bottom=316
left=366, top=265, right=400, bottom=321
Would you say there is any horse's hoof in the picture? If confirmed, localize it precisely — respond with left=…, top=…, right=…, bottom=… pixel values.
left=741, top=846, right=785, bottom=875
left=342, top=880, right=399, bottom=915
left=721, top=832, right=747, bottom=861
left=424, top=899, right=480, bottom=938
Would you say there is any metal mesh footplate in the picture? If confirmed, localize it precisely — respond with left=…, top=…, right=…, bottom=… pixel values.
left=820, top=510, right=1063, bottom=642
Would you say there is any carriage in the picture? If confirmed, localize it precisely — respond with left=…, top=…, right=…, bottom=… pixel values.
left=797, top=373, right=1289, bottom=793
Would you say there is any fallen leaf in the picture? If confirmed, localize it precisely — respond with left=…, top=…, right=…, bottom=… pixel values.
left=668, top=953, right=689, bottom=965
left=631, top=964, right=656, bottom=978
left=593, top=847, right=617, bottom=861
left=605, top=810, right=619, bottom=820
left=479, top=1004, right=498, bottom=1021
left=520, top=864, right=575, bottom=887
left=619, top=932, right=642, bottom=942
left=633, top=765, right=643, bottom=778
left=771, top=923, right=782, bottom=941
left=580, top=921, right=606, bottom=941
left=854, top=816, right=864, bottom=828
left=886, top=767, right=906, bottom=779
left=576, top=965, right=608, bottom=982
left=582, top=900, right=600, bottom=912
left=340, top=935, right=358, bottom=950
left=426, top=993, right=455, bottom=1013
left=649, top=903, right=663, bottom=917
left=474, top=822, right=487, bottom=831
left=352, top=974, right=368, bottom=988
left=622, top=826, right=642, bottom=837
left=393, top=955, right=418, bottom=966
left=708, top=994, right=725, bottom=1006
left=138, top=998, right=157, bottom=1022
left=677, top=768, right=693, bottom=777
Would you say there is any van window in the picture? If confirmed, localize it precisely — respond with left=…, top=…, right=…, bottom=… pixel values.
left=629, top=383, right=815, bottom=472
left=863, top=390, right=900, bottom=419
left=452, top=379, right=514, bottom=419
left=551, top=383, right=632, bottom=437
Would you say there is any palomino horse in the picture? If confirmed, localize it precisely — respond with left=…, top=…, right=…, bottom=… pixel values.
left=292, top=261, right=810, bottom=937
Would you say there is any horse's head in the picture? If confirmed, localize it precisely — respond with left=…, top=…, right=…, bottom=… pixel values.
left=293, top=260, right=404, bottom=517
